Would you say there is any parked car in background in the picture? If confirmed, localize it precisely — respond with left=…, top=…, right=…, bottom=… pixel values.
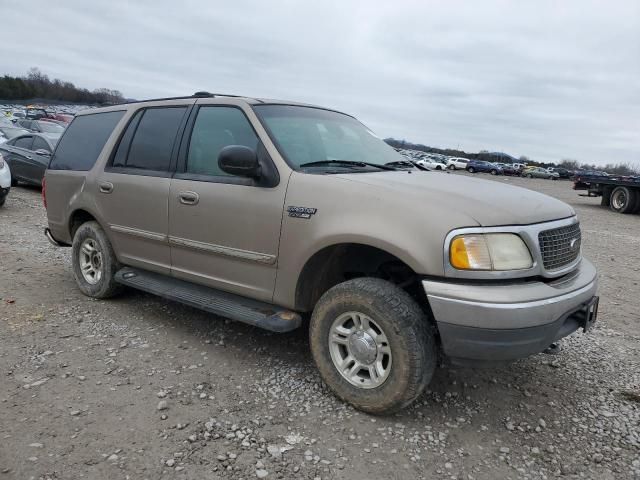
left=466, top=160, right=503, bottom=175
left=0, top=133, right=58, bottom=186
left=0, top=152, right=11, bottom=206
left=16, top=119, right=65, bottom=135
left=494, top=163, right=520, bottom=176
left=25, top=107, right=53, bottom=120
left=512, top=163, right=527, bottom=172
left=416, top=157, right=447, bottom=170
left=0, top=126, right=31, bottom=144
left=523, top=167, right=559, bottom=180
left=446, top=157, right=470, bottom=170
left=547, top=167, right=572, bottom=179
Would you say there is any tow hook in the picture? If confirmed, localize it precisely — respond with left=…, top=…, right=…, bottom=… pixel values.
left=543, top=343, right=562, bottom=355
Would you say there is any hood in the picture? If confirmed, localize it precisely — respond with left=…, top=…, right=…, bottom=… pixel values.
left=335, top=171, right=575, bottom=226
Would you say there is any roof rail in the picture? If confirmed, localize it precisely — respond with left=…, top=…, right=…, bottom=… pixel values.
left=122, top=91, right=254, bottom=105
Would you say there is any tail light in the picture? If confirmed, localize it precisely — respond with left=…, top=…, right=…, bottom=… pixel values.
left=42, top=177, right=47, bottom=208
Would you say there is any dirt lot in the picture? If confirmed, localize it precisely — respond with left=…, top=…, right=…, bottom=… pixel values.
left=0, top=174, right=638, bottom=480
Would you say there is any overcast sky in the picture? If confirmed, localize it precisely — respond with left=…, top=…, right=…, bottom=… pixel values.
left=1, top=0, right=638, bottom=165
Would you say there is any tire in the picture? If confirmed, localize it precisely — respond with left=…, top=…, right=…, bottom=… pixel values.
left=309, top=278, right=436, bottom=414
left=526, top=174, right=533, bottom=178
left=490, top=169, right=497, bottom=175
left=448, top=165, right=455, bottom=170
left=10, top=177, right=18, bottom=187
left=0, top=195, right=5, bottom=207
left=467, top=167, right=475, bottom=173
left=71, top=221, right=123, bottom=298
left=610, top=186, right=637, bottom=214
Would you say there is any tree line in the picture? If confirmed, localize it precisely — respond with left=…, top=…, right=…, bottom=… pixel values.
left=0, top=68, right=125, bottom=105
left=385, top=138, right=639, bottom=176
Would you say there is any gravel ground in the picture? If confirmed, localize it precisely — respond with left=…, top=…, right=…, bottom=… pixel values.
left=0, top=175, right=638, bottom=480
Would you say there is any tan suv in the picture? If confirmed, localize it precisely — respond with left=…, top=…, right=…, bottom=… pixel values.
left=44, top=93, right=599, bottom=413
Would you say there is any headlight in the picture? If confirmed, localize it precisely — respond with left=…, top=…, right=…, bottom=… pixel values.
left=449, top=233, right=533, bottom=271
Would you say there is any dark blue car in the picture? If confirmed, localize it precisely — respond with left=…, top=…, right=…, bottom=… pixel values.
left=466, top=160, right=503, bottom=175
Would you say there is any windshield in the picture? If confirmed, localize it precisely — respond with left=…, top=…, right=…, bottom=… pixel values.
left=253, top=105, right=405, bottom=171
left=38, top=122, right=64, bottom=133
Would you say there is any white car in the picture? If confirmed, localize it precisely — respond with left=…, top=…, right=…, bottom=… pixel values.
left=416, top=158, right=447, bottom=170
left=0, top=152, right=11, bottom=207
left=446, top=157, right=470, bottom=170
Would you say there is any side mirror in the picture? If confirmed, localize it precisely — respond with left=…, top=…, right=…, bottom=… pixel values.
left=218, top=145, right=260, bottom=178
left=34, top=149, right=50, bottom=157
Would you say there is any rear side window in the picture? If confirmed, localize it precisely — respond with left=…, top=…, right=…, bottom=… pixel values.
left=14, top=136, right=33, bottom=149
left=32, top=136, right=50, bottom=152
left=49, top=111, right=125, bottom=171
left=121, top=107, right=187, bottom=171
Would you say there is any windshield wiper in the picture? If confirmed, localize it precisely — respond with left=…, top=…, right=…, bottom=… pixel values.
left=299, top=160, right=398, bottom=171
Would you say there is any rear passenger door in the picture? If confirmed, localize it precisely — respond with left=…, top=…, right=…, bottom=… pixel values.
left=97, top=103, right=192, bottom=274
left=168, top=103, right=287, bottom=302
left=7, top=135, right=34, bottom=182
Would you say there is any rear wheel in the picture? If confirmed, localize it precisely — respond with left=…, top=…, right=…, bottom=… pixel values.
left=467, top=167, right=475, bottom=173
left=309, top=278, right=436, bottom=414
left=448, top=165, right=455, bottom=170
left=490, top=169, right=497, bottom=175
left=72, top=221, right=123, bottom=298
left=526, top=173, right=533, bottom=178
left=610, top=186, right=637, bottom=214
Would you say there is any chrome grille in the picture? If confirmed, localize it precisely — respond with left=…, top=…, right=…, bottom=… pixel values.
left=538, top=222, right=581, bottom=270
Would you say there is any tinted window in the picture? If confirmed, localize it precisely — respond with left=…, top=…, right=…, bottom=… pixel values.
left=32, top=136, right=50, bottom=152
left=112, top=110, right=143, bottom=168
left=187, top=107, right=259, bottom=176
left=49, top=110, right=125, bottom=171
left=125, top=107, right=186, bottom=171
left=37, top=121, right=64, bottom=134
left=18, top=120, right=31, bottom=129
left=14, top=136, right=33, bottom=149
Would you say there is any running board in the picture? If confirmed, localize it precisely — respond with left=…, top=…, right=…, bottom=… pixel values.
left=114, top=267, right=301, bottom=333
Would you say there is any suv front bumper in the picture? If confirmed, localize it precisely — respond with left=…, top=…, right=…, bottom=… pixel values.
left=423, top=259, right=598, bottom=363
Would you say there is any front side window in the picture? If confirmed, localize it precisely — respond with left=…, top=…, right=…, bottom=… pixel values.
left=186, top=107, right=259, bottom=176
left=125, top=107, right=187, bottom=171
left=253, top=105, right=403, bottom=171
left=14, top=136, right=33, bottom=149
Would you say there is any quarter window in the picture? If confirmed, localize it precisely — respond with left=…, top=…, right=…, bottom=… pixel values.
left=186, top=107, right=259, bottom=176
left=50, top=110, right=125, bottom=171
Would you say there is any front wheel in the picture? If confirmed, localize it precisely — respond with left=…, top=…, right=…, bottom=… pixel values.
left=448, top=165, right=455, bottom=170
left=309, top=278, right=436, bottom=414
left=526, top=173, right=533, bottom=178
left=467, top=167, right=475, bottom=173
left=490, top=169, right=497, bottom=175
left=72, top=221, right=123, bottom=298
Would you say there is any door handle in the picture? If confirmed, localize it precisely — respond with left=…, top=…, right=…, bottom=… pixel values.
left=178, top=191, right=199, bottom=205
left=25, top=155, right=33, bottom=160
left=99, top=181, right=114, bottom=194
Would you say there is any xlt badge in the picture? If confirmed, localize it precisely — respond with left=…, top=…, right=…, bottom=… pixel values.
left=287, top=206, right=317, bottom=219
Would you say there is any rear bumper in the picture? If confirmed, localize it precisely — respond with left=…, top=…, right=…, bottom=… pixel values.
left=423, top=258, right=598, bottom=362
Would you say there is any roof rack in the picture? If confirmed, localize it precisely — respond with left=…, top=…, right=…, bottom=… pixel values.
left=123, top=91, right=256, bottom=104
